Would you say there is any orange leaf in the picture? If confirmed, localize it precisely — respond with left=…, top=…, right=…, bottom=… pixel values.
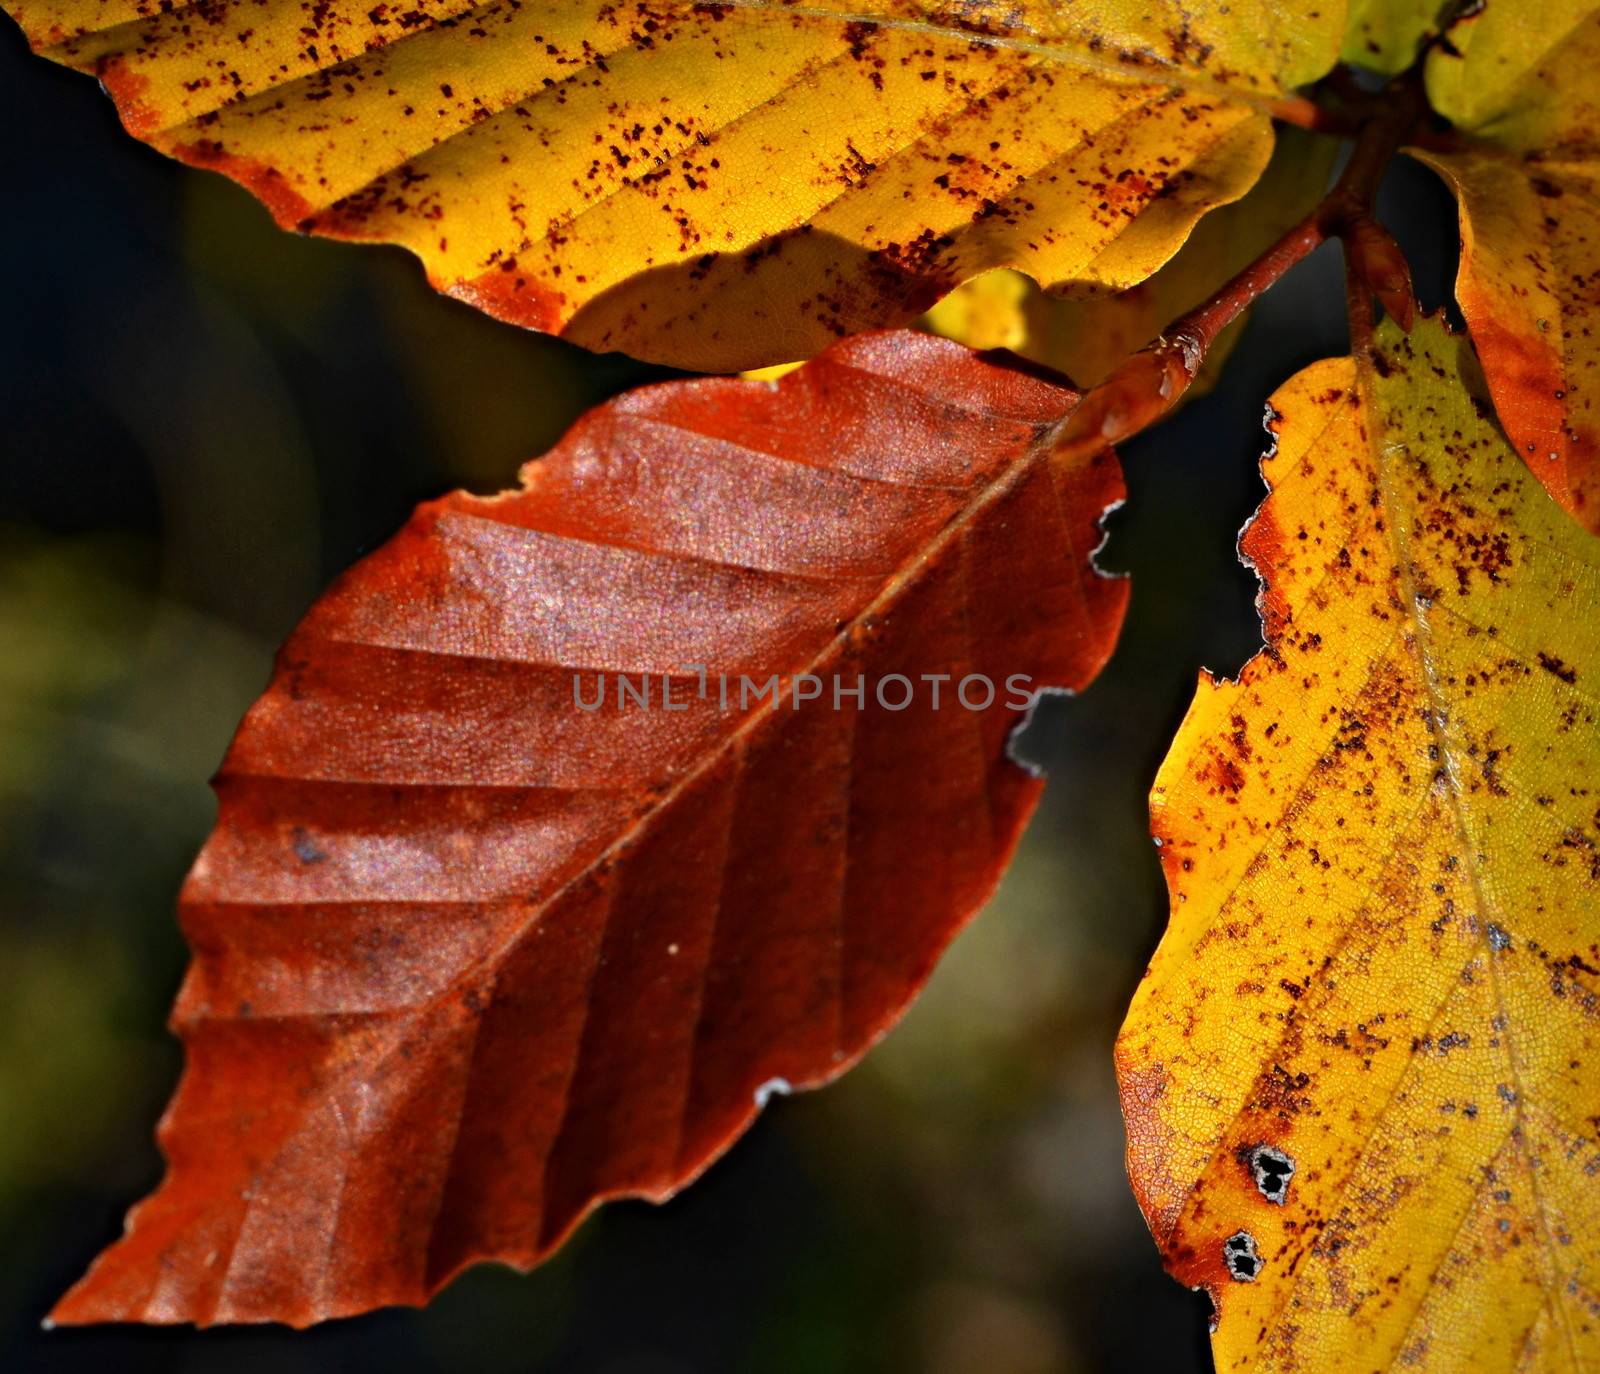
left=53, top=331, right=1126, bottom=1327
left=1118, top=317, right=1600, bottom=1371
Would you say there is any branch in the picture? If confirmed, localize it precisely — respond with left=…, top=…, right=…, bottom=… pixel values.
left=1328, top=68, right=1430, bottom=355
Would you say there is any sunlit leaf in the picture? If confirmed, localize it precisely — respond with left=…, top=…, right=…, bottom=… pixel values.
left=921, top=124, right=1338, bottom=391
left=1413, top=0, right=1600, bottom=531
left=1118, top=317, right=1600, bottom=1371
left=3, top=0, right=1347, bottom=369
left=53, top=331, right=1127, bottom=1327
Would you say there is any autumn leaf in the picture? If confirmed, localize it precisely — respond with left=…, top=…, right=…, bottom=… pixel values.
left=1340, top=0, right=1445, bottom=76
left=1, top=0, right=1345, bottom=369
left=51, top=331, right=1126, bottom=1327
left=1411, top=0, right=1600, bottom=531
left=921, top=124, right=1339, bottom=391
left=1117, top=317, right=1600, bottom=1371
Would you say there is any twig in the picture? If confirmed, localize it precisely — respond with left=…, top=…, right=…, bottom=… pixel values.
left=1326, top=67, right=1431, bottom=350
left=1055, top=212, right=1329, bottom=452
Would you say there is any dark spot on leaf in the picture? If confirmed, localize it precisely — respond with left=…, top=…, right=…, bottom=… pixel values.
left=290, top=827, right=327, bottom=865
left=1538, top=652, right=1578, bottom=684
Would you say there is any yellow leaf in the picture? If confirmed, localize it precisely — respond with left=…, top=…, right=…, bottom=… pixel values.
left=1424, top=0, right=1600, bottom=135
left=1412, top=1, right=1600, bottom=531
left=1340, top=0, right=1441, bottom=76
left=4, top=0, right=1347, bottom=369
left=1118, top=318, right=1600, bottom=1372
left=921, top=124, right=1338, bottom=390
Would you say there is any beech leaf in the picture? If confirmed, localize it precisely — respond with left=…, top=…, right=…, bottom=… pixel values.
left=1340, top=0, right=1442, bottom=76
left=1118, top=318, right=1600, bottom=1371
left=921, top=124, right=1338, bottom=392
left=54, top=331, right=1126, bottom=1328
left=1, top=0, right=1347, bottom=369
left=1413, top=0, right=1600, bottom=531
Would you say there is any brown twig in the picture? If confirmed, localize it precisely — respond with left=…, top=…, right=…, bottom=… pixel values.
left=1322, top=67, right=1429, bottom=226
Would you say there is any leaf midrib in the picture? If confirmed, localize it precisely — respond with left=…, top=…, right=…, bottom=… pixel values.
left=1362, top=348, right=1588, bottom=1374
left=177, top=364, right=1099, bottom=1320
left=361, top=372, right=1086, bottom=1013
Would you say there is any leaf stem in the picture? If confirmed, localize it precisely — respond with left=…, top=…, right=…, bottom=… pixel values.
left=1268, top=92, right=1358, bottom=136
left=1056, top=212, right=1328, bottom=452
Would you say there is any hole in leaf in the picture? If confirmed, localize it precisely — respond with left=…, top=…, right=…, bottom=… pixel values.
left=1222, top=1231, right=1261, bottom=1283
left=1249, top=1143, right=1295, bottom=1204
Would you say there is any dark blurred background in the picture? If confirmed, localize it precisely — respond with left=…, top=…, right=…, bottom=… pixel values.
left=0, top=25, right=1459, bottom=1373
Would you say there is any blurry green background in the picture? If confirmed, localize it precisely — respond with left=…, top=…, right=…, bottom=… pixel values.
left=0, top=27, right=1458, bottom=1373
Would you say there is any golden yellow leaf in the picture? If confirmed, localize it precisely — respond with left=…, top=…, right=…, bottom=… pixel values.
left=4, top=0, right=1346, bottom=369
left=921, top=125, right=1338, bottom=390
left=1412, top=0, right=1600, bottom=531
left=1118, top=318, right=1600, bottom=1372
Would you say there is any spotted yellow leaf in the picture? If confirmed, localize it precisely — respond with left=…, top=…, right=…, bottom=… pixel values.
left=1413, top=0, right=1600, bottom=531
left=4, top=0, right=1346, bottom=369
left=921, top=124, right=1337, bottom=390
left=1119, top=318, right=1600, bottom=1371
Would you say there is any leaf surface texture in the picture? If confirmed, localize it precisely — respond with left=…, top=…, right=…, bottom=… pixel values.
left=1119, top=319, right=1600, bottom=1372
left=4, top=0, right=1345, bottom=367
left=54, top=330, right=1126, bottom=1327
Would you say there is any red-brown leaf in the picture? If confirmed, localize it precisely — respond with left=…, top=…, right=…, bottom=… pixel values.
left=54, top=331, right=1125, bottom=1327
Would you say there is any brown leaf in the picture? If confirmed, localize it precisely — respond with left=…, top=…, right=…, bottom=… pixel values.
left=53, top=331, right=1126, bottom=1327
